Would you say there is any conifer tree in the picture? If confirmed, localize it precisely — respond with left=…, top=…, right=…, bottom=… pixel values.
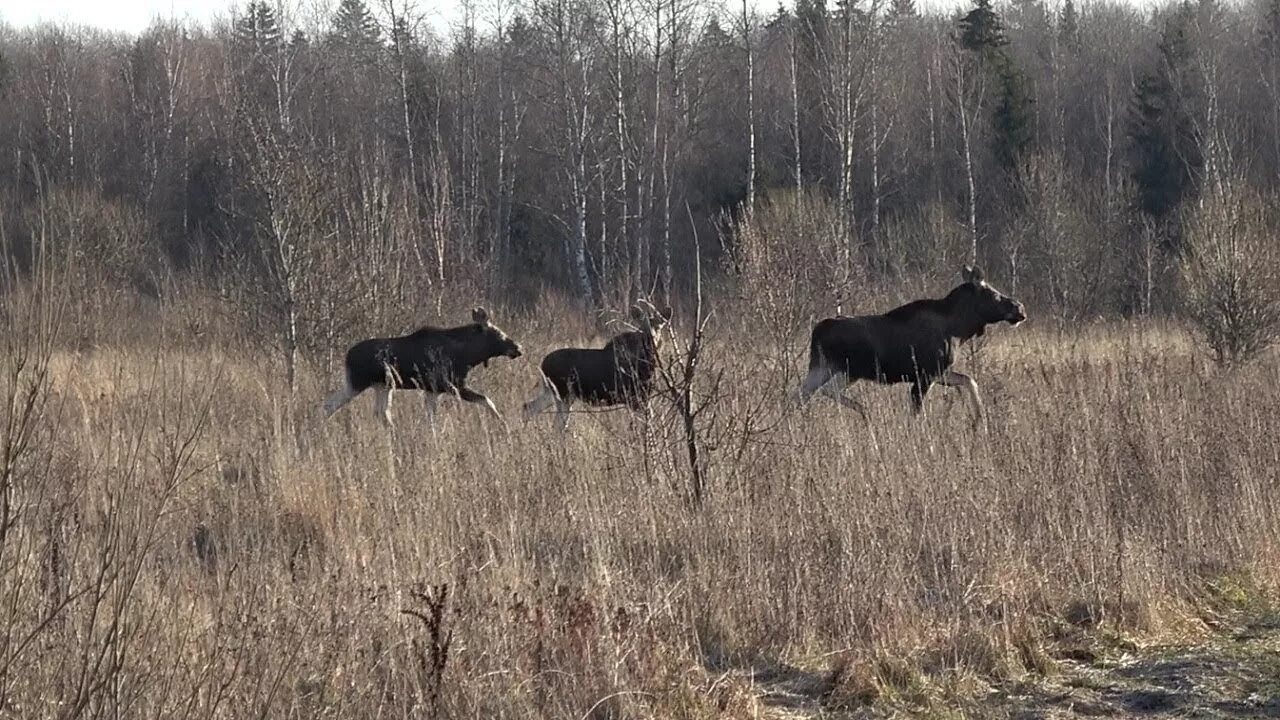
left=992, top=59, right=1033, bottom=171
left=330, top=0, right=380, bottom=54
left=1059, top=0, right=1080, bottom=53
left=891, top=0, right=917, bottom=19
left=1129, top=3, right=1201, bottom=222
left=234, top=1, right=282, bottom=57
left=956, top=0, right=1034, bottom=173
left=958, top=0, right=1007, bottom=55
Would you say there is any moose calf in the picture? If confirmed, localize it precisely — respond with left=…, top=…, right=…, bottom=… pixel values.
left=323, top=307, right=523, bottom=426
left=522, top=299, right=672, bottom=431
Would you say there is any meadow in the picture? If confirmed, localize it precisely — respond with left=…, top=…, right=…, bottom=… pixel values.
left=4, top=278, right=1278, bottom=719
left=5, top=0, right=1280, bottom=712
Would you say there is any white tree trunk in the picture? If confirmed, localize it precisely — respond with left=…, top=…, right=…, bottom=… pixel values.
left=742, top=0, right=756, bottom=213
left=790, top=22, right=802, bottom=199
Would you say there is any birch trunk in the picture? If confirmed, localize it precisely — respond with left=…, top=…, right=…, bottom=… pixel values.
left=742, top=0, right=756, bottom=213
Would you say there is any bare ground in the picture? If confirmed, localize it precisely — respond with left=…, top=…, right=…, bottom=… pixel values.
left=731, top=613, right=1280, bottom=719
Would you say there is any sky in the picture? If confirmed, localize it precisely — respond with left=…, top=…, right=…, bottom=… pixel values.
left=0, top=0, right=230, bottom=33
left=0, top=0, right=475, bottom=35
left=0, top=0, right=1117, bottom=37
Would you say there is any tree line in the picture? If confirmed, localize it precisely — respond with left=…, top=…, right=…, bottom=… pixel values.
left=1, top=0, right=1278, bottom=355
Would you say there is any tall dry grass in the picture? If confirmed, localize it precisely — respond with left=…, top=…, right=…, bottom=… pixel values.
left=4, top=275, right=1280, bottom=718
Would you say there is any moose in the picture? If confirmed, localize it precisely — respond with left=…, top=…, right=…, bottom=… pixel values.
left=322, top=307, right=523, bottom=425
left=522, top=299, right=672, bottom=431
left=799, top=266, right=1026, bottom=423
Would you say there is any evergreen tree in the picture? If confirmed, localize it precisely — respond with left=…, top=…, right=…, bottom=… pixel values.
left=956, top=0, right=1034, bottom=173
left=992, top=59, right=1034, bottom=170
left=1129, top=3, right=1201, bottom=222
left=796, top=0, right=828, bottom=53
left=234, top=1, right=282, bottom=56
left=330, top=0, right=380, bottom=53
left=890, top=0, right=918, bottom=20
left=958, top=0, right=1007, bottom=55
left=1059, top=0, right=1080, bottom=53
left=0, top=50, right=10, bottom=98
left=1264, top=0, right=1280, bottom=52
left=702, top=15, right=733, bottom=47
left=232, top=1, right=286, bottom=128
left=765, top=2, right=791, bottom=32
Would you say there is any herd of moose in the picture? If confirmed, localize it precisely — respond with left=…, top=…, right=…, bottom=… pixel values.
left=321, top=266, right=1028, bottom=429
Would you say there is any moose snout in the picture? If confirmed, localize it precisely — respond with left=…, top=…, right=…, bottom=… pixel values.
left=508, top=344, right=524, bottom=359
left=1006, top=302, right=1027, bottom=325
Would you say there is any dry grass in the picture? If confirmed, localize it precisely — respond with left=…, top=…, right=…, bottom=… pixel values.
left=4, top=289, right=1280, bottom=719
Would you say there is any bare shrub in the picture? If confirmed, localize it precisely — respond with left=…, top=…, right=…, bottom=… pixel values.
left=728, top=189, right=867, bottom=327
left=876, top=201, right=972, bottom=295
left=722, top=190, right=869, bottom=397
left=1180, top=185, right=1280, bottom=366
left=1012, top=152, right=1116, bottom=316
left=9, top=188, right=158, bottom=346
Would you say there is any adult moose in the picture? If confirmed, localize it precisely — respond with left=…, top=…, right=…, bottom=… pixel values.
left=322, top=308, right=523, bottom=425
left=522, top=299, right=672, bottom=431
left=800, top=266, right=1026, bottom=424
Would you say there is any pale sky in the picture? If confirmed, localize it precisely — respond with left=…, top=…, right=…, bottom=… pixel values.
left=0, top=0, right=1095, bottom=37
left=0, top=0, right=234, bottom=33
left=0, top=0, right=464, bottom=35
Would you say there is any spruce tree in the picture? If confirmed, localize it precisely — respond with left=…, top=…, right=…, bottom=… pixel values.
left=1059, top=0, right=1080, bottom=53
left=958, top=0, right=1007, bottom=55
left=992, top=58, right=1034, bottom=171
left=330, top=0, right=380, bottom=53
left=795, top=0, right=828, bottom=53
left=890, top=0, right=918, bottom=19
left=234, top=1, right=282, bottom=56
left=1129, top=3, right=1201, bottom=221
left=956, top=0, right=1034, bottom=173
left=1264, top=0, right=1280, bottom=52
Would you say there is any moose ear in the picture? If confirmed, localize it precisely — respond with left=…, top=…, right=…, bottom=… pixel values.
left=961, top=265, right=984, bottom=284
left=471, top=307, right=490, bottom=324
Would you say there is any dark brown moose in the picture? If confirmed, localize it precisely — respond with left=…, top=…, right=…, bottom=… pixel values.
left=799, top=266, right=1026, bottom=423
left=522, top=299, right=672, bottom=431
left=322, top=307, right=523, bottom=425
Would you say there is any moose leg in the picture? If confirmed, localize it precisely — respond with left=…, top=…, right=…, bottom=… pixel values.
left=798, top=366, right=833, bottom=402
left=626, top=396, right=653, bottom=430
left=554, top=398, right=572, bottom=433
left=939, top=370, right=984, bottom=425
left=322, top=379, right=359, bottom=418
left=458, top=388, right=503, bottom=420
left=818, top=373, right=869, bottom=420
left=910, top=379, right=932, bottom=414
left=423, top=393, right=438, bottom=425
left=372, top=385, right=392, bottom=426
left=521, top=384, right=559, bottom=421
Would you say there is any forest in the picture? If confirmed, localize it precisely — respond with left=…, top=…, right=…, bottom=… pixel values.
left=3, top=0, right=1278, bottom=349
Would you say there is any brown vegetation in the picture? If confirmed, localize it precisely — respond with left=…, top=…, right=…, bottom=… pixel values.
left=4, top=266, right=1279, bottom=716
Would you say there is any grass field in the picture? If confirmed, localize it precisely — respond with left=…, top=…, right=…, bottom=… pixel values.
left=4, top=292, right=1280, bottom=718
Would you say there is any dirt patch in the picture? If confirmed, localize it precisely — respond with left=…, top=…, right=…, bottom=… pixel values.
left=737, top=617, right=1280, bottom=719
left=1003, top=624, right=1280, bottom=719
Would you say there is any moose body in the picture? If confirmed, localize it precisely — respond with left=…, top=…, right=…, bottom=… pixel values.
left=523, top=300, right=671, bottom=431
left=800, top=267, right=1026, bottom=422
left=322, top=308, right=522, bottom=425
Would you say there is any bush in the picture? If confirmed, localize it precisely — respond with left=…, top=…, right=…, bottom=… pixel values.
left=1012, top=153, right=1118, bottom=317
left=1180, top=187, right=1280, bottom=366
left=722, top=189, right=868, bottom=365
